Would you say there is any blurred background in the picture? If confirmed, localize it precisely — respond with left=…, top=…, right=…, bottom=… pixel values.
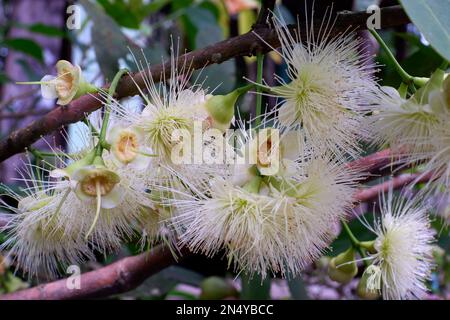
left=0, top=0, right=448, bottom=299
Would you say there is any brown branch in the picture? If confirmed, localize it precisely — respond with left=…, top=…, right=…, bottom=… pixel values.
left=0, top=6, right=410, bottom=163
left=255, top=0, right=276, bottom=27
left=354, top=171, right=433, bottom=203
left=0, top=245, right=190, bottom=300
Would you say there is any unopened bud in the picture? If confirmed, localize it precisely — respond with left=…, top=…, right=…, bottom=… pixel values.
left=327, top=247, right=358, bottom=284
left=200, top=276, right=238, bottom=300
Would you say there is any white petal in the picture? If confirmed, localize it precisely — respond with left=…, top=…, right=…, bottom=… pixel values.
left=40, top=75, right=57, bottom=99
left=101, top=186, right=125, bottom=209
left=381, top=86, right=401, bottom=99
left=128, top=154, right=151, bottom=170
left=232, top=163, right=254, bottom=186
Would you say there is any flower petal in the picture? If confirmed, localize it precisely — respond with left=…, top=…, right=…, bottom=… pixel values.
left=40, top=75, right=57, bottom=99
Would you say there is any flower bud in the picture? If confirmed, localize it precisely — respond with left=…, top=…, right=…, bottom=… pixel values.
left=200, top=276, right=238, bottom=300
left=204, top=86, right=251, bottom=131
left=327, top=247, right=358, bottom=284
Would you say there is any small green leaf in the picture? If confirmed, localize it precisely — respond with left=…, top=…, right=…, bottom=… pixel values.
left=3, top=38, right=43, bottom=62
left=28, top=23, right=65, bottom=37
left=399, top=0, right=450, bottom=61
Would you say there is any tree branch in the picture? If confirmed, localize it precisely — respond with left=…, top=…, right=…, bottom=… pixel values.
left=255, top=0, right=276, bottom=27
left=0, top=246, right=190, bottom=300
left=354, top=171, right=433, bottom=203
left=0, top=6, right=409, bottom=163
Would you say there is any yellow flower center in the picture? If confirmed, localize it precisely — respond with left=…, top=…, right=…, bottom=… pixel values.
left=55, top=70, right=75, bottom=99
left=114, top=131, right=139, bottom=163
left=80, top=170, right=118, bottom=197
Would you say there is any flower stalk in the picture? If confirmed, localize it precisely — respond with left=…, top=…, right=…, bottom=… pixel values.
left=96, top=69, right=128, bottom=156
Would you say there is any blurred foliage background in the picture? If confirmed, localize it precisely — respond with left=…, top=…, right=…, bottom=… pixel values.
left=0, top=0, right=448, bottom=299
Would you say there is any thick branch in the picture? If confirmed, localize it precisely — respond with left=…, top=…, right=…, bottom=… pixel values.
left=0, top=6, right=409, bottom=163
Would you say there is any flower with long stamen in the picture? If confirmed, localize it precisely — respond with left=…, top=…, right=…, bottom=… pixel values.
left=360, top=190, right=435, bottom=300
left=366, top=86, right=439, bottom=163
left=171, top=145, right=360, bottom=278
left=256, top=12, right=378, bottom=157
left=0, top=165, right=93, bottom=278
left=17, top=60, right=98, bottom=105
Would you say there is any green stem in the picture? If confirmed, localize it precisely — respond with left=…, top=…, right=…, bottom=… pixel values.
left=255, top=52, right=264, bottom=128
left=96, top=69, right=128, bottom=156
left=83, top=118, right=100, bottom=137
left=28, top=147, right=56, bottom=168
left=235, top=84, right=255, bottom=95
left=369, top=29, right=413, bottom=83
left=341, top=219, right=369, bottom=266
left=398, top=82, right=408, bottom=98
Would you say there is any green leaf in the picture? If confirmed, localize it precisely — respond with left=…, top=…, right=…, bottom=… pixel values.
left=28, top=23, right=65, bottom=37
left=98, top=0, right=170, bottom=29
left=399, top=0, right=450, bottom=61
left=240, top=274, right=271, bottom=300
left=184, top=7, right=236, bottom=94
left=3, top=38, right=43, bottom=62
left=80, top=0, right=129, bottom=80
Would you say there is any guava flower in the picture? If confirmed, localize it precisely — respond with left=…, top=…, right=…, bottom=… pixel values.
left=17, top=60, right=98, bottom=105
left=361, top=190, right=435, bottom=300
left=260, top=14, right=378, bottom=158
left=172, top=151, right=360, bottom=278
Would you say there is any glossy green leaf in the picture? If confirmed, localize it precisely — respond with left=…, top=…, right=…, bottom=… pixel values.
left=3, top=38, right=43, bottom=62
left=399, top=0, right=450, bottom=61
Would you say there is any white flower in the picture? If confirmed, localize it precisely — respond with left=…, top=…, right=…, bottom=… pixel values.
left=260, top=13, right=378, bottom=158
left=109, top=49, right=230, bottom=194
left=0, top=167, right=93, bottom=278
left=366, top=86, right=439, bottom=163
left=232, top=128, right=304, bottom=186
left=362, top=190, right=435, bottom=300
left=171, top=150, right=359, bottom=278
left=18, top=60, right=98, bottom=106
left=107, top=125, right=153, bottom=170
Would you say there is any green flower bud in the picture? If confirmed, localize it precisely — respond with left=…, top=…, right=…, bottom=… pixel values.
left=200, top=276, right=238, bottom=300
left=204, top=85, right=252, bottom=131
left=327, top=248, right=358, bottom=284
